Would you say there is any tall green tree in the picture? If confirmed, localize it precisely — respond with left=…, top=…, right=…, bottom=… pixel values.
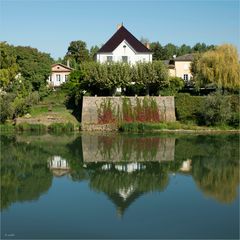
left=191, top=44, right=240, bottom=91
left=177, top=44, right=192, bottom=56
left=163, top=43, right=178, bottom=59
left=150, top=42, right=165, bottom=60
left=0, top=42, right=19, bottom=90
left=15, top=46, right=53, bottom=92
left=192, top=42, right=215, bottom=53
left=66, top=40, right=89, bottom=64
left=89, top=45, right=99, bottom=61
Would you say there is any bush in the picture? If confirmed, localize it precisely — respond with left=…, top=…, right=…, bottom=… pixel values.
left=228, top=112, right=240, bottom=128
left=160, top=77, right=185, bottom=96
left=48, top=122, right=74, bottom=133
left=201, top=93, right=232, bottom=126
left=16, top=123, right=47, bottom=132
left=175, top=93, right=205, bottom=124
left=0, top=93, right=15, bottom=123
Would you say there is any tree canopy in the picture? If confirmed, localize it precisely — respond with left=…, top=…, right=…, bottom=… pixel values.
left=66, top=40, right=90, bottom=64
left=191, top=44, right=240, bottom=91
left=0, top=42, right=19, bottom=89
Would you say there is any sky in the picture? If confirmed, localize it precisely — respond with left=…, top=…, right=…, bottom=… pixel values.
left=0, top=0, right=239, bottom=59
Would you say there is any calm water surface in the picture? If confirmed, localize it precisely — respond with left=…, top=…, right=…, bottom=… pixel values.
left=1, top=133, right=239, bottom=239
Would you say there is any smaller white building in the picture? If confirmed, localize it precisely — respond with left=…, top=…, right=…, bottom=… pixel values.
left=48, top=63, right=73, bottom=87
left=96, top=25, right=152, bottom=65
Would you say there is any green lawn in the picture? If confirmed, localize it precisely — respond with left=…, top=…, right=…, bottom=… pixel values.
left=25, top=90, right=79, bottom=125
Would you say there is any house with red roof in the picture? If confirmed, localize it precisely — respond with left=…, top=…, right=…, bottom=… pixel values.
left=96, top=24, right=152, bottom=64
left=48, top=63, right=73, bottom=87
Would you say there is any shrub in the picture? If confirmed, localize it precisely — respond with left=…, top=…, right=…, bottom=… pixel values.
left=201, top=93, right=232, bottom=126
left=160, top=77, right=185, bottom=96
left=97, top=99, right=116, bottom=124
left=16, top=123, right=47, bottom=132
left=0, top=93, right=15, bottom=123
left=48, top=122, right=74, bottom=133
left=175, top=93, right=205, bottom=124
left=228, top=112, right=240, bottom=128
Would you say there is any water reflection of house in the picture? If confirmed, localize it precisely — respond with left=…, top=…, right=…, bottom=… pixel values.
left=180, top=159, right=192, bottom=172
left=102, top=163, right=146, bottom=172
left=108, top=187, right=142, bottom=218
left=48, top=156, right=70, bottom=177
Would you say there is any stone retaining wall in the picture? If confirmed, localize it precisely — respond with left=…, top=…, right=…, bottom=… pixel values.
left=81, top=96, right=176, bottom=131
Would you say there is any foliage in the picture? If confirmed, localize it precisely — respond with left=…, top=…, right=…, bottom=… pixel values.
left=192, top=42, right=215, bottom=53
left=0, top=93, right=15, bottom=123
left=66, top=40, right=89, bottom=64
left=89, top=45, right=99, bottom=61
left=149, top=42, right=215, bottom=61
left=175, top=93, right=239, bottom=127
left=96, top=97, right=161, bottom=125
left=48, top=122, right=75, bottom=133
left=191, top=44, right=240, bottom=91
left=0, top=42, right=19, bottom=89
left=175, top=93, right=205, bottom=124
left=122, top=97, right=160, bottom=123
left=15, top=45, right=53, bottom=94
left=150, top=42, right=165, bottom=60
left=16, top=123, right=47, bottom=133
left=159, top=77, right=185, bottom=96
left=97, top=99, right=116, bottom=124
left=201, top=92, right=232, bottom=126
left=132, top=61, right=169, bottom=95
left=0, top=91, right=40, bottom=123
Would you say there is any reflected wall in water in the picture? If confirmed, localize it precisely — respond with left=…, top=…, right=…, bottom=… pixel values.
left=1, top=133, right=239, bottom=212
left=82, top=134, right=175, bottom=162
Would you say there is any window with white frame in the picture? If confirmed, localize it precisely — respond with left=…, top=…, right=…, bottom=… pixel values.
left=56, top=74, right=61, bottom=82
left=65, top=75, right=68, bottom=81
left=183, top=74, right=189, bottom=81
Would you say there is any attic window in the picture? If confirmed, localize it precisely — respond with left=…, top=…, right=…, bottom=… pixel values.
left=123, top=45, right=126, bottom=48
left=57, top=67, right=60, bottom=69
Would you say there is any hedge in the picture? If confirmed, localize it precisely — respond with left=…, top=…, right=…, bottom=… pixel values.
left=175, top=93, right=239, bottom=127
left=175, top=93, right=205, bottom=124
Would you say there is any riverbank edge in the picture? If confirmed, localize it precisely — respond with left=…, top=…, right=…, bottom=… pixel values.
left=0, top=122, right=239, bottom=134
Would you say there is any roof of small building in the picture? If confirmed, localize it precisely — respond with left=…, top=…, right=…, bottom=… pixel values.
left=174, top=53, right=195, bottom=61
left=97, top=25, right=151, bottom=53
left=52, top=63, right=73, bottom=71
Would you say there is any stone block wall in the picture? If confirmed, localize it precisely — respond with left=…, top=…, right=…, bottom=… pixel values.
left=81, top=96, right=176, bottom=131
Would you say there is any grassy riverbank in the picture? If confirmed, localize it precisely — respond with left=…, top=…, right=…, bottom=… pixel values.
left=119, top=122, right=240, bottom=133
left=16, top=91, right=79, bottom=126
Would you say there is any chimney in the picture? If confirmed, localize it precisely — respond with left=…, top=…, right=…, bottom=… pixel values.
left=67, top=59, right=70, bottom=68
left=117, top=23, right=123, bottom=30
left=145, top=42, right=150, bottom=49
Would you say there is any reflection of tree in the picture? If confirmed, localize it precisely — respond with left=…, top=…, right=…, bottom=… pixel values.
left=192, top=159, right=239, bottom=203
left=175, top=134, right=239, bottom=203
left=1, top=135, right=52, bottom=210
left=1, top=132, right=239, bottom=213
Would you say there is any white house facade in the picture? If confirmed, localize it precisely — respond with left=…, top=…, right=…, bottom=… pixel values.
left=96, top=25, right=152, bottom=64
left=48, top=63, right=73, bottom=87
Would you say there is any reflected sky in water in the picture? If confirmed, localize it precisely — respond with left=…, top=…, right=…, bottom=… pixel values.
left=1, top=133, right=239, bottom=239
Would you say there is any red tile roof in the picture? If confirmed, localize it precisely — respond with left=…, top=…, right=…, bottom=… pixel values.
left=98, top=26, right=151, bottom=53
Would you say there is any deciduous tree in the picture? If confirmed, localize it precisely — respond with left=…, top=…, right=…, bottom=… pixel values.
left=191, top=44, right=240, bottom=91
